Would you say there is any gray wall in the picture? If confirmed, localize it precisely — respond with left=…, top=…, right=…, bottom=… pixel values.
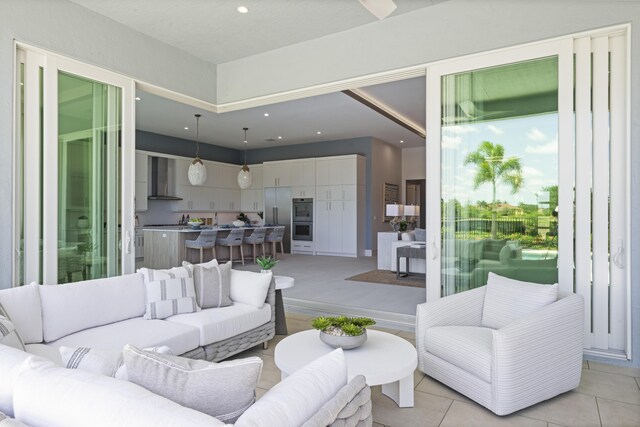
left=370, top=139, right=403, bottom=250
left=137, top=131, right=241, bottom=165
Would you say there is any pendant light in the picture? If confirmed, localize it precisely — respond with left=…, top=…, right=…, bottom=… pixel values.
left=187, top=113, right=207, bottom=186
left=237, top=127, right=253, bottom=189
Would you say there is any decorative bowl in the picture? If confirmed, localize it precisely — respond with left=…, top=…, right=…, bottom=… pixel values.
left=319, top=330, right=367, bottom=350
left=188, top=221, right=203, bottom=229
left=232, top=220, right=245, bottom=227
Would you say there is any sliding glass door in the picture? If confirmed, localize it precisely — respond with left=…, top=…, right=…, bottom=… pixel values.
left=426, top=29, right=630, bottom=358
left=15, top=46, right=135, bottom=285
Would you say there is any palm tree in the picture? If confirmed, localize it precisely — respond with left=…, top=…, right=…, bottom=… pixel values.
left=465, top=141, right=523, bottom=239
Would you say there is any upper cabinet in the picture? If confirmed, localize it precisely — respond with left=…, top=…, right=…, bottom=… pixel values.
left=316, top=156, right=360, bottom=186
left=263, top=160, right=292, bottom=187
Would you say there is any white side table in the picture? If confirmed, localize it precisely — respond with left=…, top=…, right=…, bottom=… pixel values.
left=274, top=275, right=294, bottom=335
left=274, top=329, right=417, bottom=407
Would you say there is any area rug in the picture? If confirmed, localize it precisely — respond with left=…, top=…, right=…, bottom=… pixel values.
left=346, top=269, right=425, bottom=288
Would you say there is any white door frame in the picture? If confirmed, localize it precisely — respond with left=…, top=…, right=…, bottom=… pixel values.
left=16, top=43, right=136, bottom=284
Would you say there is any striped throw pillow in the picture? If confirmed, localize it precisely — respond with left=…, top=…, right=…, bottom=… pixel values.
left=138, top=265, right=193, bottom=284
left=0, top=314, right=25, bottom=351
left=193, top=261, right=233, bottom=309
left=482, top=272, right=558, bottom=329
left=143, top=277, right=199, bottom=320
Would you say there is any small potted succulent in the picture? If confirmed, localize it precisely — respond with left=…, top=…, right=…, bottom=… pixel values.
left=311, top=316, right=376, bottom=350
left=256, top=255, right=278, bottom=273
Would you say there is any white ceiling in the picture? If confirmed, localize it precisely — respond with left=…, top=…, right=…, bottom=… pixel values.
left=68, top=0, right=446, bottom=64
left=68, top=0, right=435, bottom=151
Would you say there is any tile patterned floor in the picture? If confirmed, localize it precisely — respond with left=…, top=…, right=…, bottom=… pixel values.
left=232, top=313, right=640, bottom=427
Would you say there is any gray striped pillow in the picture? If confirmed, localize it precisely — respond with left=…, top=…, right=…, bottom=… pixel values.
left=194, top=261, right=232, bottom=309
left=138, top=265, right=193, bottom=284
left=143, top=277, right=199, bottom=320
left=482, top=272, right=558, bottom=329
left=59, top=346, right=123, bottom=376
left=0, top=315, right=25, bottom=351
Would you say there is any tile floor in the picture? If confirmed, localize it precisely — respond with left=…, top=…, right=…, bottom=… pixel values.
left=233, top=253, right=639, bottom=425
left=232, top=312, right=640, bottom=427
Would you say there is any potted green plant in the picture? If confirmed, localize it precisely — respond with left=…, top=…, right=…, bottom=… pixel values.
left=311, top=316, right=376, bottom=349
left=256, top=255, right=278, bottom=273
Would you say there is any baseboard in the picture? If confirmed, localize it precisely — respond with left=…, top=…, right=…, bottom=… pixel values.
left=283, top=297, right=416, bottom=332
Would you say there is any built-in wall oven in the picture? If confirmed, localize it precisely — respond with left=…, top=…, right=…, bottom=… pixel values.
left=292, top=198, right=313, bottom=241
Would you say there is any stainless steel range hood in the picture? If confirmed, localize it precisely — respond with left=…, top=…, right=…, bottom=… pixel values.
left=148, top=157, right=183, bottom=201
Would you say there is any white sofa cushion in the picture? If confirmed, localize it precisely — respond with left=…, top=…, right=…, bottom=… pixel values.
left=143, top=277, right=199, bottom=320
left=193, top=261, right=233, bottom=309
left=12, top=356, right=224, bottom=427
left=0, top=344, right=32, bottom=417
left=123, top=345, right=262, bottom=423
left=167, top=303, right=271, bottom=346
left=47, top=317, right=200, bottom=356
left=0, top=316, right=25, bottom=351
left=236, top=348, right=347, bottom=427
left=39, top=273, right=146, bottom=343
left=0, top=284, right=42, bottom=344
left=482, top=272, right=559, bottom=330
left=230, top=270, right=271, bottom=308
left=424, top=326, right=494, bottom=383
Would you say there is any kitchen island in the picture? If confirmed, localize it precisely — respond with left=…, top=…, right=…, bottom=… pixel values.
left=143, top=226, right=276, bottom=269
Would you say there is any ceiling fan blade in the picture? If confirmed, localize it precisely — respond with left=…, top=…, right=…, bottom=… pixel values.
left=359, top=0, right=397, bottom=20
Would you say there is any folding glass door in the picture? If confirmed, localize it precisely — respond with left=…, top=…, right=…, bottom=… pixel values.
left=15, top=46, right=135, bottom=285
left=426, top=29, right=630, bottom=358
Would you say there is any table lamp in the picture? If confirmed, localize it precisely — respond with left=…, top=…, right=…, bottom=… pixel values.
left=385, top=204, right=404, bottom=231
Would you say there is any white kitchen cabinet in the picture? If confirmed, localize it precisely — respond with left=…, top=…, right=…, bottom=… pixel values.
left=290, top=159, right=315, bottom=186
left=216, top=187, right=241, bottom=211
left=135, top=153, right=148, bottom=182
left=241, top=189, right=263, bottom=212
left=291, top=186, right=315, bottom=198
left=175, top=184, right=193, bottom=211
left=263, top=161, right=291, bottom=187
left=134, top=181, right=148, bottom=211
left=249, top=164, right=263, bottom=189
left=175, top=158, right=191, bottom=186
left=313, top=155, right=365, bottom=257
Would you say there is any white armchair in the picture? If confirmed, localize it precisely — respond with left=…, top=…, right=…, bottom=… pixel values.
left=416, top=275, right=584, bottom=416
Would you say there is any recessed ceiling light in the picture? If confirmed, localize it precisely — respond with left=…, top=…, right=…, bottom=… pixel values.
left=277, top=136, right=282, bottom=140
left=135, top=96, right=141, bottom=101
left=184, top=127, right=189, bottom=130
left=400, top=140, right=404, bottom=144
left=316, top=131, right=322, bottom=135
left=237, top=6, right=249, bottom=13
left=264, top=113, right=269, bottom=117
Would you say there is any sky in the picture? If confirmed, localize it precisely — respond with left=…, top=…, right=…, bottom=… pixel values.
left=442, top=113, right=558, bottom=207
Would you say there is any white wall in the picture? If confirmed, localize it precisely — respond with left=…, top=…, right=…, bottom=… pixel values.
left=401, top=146, right=426, bottom=203
left=370, top=139, right=402, bottom=251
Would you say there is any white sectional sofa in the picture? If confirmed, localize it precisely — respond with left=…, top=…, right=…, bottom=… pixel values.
left=0, top=269, right=274, bottom=363
left=0, top=267, right=373, bottom=426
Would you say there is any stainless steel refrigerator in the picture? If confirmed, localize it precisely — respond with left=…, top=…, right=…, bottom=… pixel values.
left=264, top=187, right=291, bottom=253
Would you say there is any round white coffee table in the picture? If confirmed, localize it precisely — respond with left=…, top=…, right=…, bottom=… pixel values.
left=273, top=276, right=294, bottom=335
left=274, top=329, right=417, bottom=407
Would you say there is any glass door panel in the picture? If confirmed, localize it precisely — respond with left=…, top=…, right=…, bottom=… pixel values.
left=440, top=57, right=559, bottom=297
left=58, top=72, right=122, bottom=282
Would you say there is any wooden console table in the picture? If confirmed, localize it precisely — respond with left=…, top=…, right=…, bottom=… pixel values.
left=396, top=245, right=426, bottom=278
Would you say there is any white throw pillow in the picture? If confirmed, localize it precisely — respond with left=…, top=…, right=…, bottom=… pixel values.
left=236, top=348, right=347, bottom=427
left=59, top=345, right=174, bottom=380
left=230, top=270, right=272, bottom=308
left=0, top=343, right=32, bottom=417
left=13, top=356, right=224, bottom=427
left=0, top=315, right=25, bottom=352
left=143, top=277, right=200, bottom=320
left=138, top=265, right=193, bottom=284
left=0, top=283, right=42, bottom=344
left=191, top=261, right=233, bottom=309
left=123, top=345, right=262, bottom=423
left=482, top=272, right=559, bottom=329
